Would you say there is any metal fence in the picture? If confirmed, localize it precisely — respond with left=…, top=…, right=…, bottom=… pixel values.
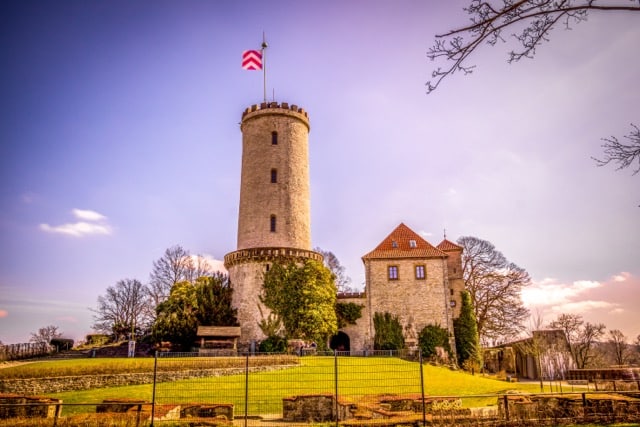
left=1, top=351, right=640, bottom=426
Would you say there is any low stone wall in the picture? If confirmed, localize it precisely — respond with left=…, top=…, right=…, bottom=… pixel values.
left=0, top=365, right=294, bottom=395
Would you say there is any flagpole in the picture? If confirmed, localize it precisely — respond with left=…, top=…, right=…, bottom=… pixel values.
left=261, top=32, right=268, bottom=103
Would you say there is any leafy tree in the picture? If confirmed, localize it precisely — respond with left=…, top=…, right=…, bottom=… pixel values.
left=336, top=302, right=364, bottom=329
left=92, top=279, right=152, bottom=340
left=315, top=247, right=353, bottom=292
left=152, top=281, right=198, bottom=351
left=261, top=259, right=338, bottom=345
left=453, top=291, right=480, bottom=368
left=548, top=313, right=606, bottom=369
left=152, top=273, right=238, bottom=350
left=607, top=329, right=631, bottom=366
left=30, top=325, right=62, bottom=345
left=418, top=324, right=451, bottom=360
left=194, top=273, right=238, bottom=327
left=457, top=236, right=531, bottom=343
left=373, top=312, right=405, bottom=351
left=148, top=245, right=215, bottom=306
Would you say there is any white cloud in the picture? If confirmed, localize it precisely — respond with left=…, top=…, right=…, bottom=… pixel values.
left=612, top=272, right=631, bottom=282
left=72, top=209, right=106, bottom=221
left=521, top=278, right=603, bottom=307
left=40, top=208, right=112, bottom=237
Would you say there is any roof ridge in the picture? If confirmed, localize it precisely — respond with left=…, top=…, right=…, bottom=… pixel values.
left=362, top=223, right=448, bottom=260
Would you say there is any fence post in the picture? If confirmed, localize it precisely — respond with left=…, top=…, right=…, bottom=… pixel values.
left=334, top=351, right=339, bottom=427
left=135, top=403, right=142, bottom=427
left=244, top=352, right=249, bottom=427
left=503, top=395, right=510, bottom=421
left=150, top=351, right=158, bottom=427
left=53, top=403, right=61, bottom=427
left=419, top=350, right=426, bottom=427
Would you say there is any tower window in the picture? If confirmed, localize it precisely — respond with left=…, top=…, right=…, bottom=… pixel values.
left=388, top=265, right=398, bottom=280
left=415, top=265, right=425, bottom=279
left=271, top=168, right=277, bottom=183
left=265, top=264, right=270, bottom=272
left=271, top=131, right=278, bottom=145
left=270, top=215, right=276, bottom=232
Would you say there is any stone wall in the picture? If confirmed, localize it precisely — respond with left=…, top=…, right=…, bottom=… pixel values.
left=336, top=296, right=369, bottom=350
left=0, top=365, right=294, bottom=395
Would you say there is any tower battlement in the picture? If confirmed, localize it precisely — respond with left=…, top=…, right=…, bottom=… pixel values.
left=242, top=102, right=310, bottom=130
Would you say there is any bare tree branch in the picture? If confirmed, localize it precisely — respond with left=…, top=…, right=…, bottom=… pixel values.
left=427, top=0, right=640, bottom=93
left=593, top=123, right=640, bottom=175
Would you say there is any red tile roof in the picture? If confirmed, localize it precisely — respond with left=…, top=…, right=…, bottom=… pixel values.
left=362, top=223, right=448, bottom=260
left=436, top=239, right=463, bottom=252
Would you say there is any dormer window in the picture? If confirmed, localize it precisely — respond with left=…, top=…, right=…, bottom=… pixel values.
left=409, top=240, right=417, bottom=248
left=391, top=240, right=398, bottom=248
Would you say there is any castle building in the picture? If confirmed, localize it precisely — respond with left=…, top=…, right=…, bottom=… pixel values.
left=335, top=223, right=463, bottom=352
left=224, top=102, right=464, bottom=352
left=224, top=102, right=322, bottom=347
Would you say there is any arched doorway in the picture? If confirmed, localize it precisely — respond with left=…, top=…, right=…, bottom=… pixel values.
left=330, top=331, right=350, bottom=352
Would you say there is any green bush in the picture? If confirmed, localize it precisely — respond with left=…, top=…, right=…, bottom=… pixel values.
left=373, top=312, right=405, bottom=350
left=259, top=336, right=287, bottom=353
left=418, top=324, right=451, bottom=359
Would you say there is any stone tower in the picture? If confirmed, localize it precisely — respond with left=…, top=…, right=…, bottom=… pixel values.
left=224, top=102, right=322, bottom=347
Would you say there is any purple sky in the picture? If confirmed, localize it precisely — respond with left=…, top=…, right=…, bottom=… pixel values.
left=1, top=1, right=638, bottom=345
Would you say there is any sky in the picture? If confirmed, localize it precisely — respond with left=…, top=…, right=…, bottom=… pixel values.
left=1, top=1, right=638, bottom=345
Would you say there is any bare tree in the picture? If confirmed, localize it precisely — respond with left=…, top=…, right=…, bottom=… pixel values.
left=30, top=325, right=62, bottom=345
left=314, top=247, right=353, bottom=293
left=427, top=1, right=640, bottom=180
left=457, top=236, right=531, bottom=344
left=427, top=0, right=640, bottom=93
left=148, top=245, right=193, bottom=306
left=92, top=278, right=152, bottom=340
left=185, top=254, right=215, bottom=284
left=148, top=245, right=216, bottom=306
left=607, top=329, right=631, bottom=366
left=548, top=313, right=606, bottom=369
left=593, top=124, right=640, bottom=175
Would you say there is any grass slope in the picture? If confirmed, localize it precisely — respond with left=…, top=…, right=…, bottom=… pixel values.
left=36, top=356, right=542, bottom=416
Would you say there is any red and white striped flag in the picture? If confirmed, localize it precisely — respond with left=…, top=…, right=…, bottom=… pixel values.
left=242, top=50, right=262, bottom=70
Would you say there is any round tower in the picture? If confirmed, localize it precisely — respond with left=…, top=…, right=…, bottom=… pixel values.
left=225, top=102, right=322, bottom=347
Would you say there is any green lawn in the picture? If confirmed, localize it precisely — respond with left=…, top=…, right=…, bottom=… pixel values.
left=41, top=356, right=542, bottom=416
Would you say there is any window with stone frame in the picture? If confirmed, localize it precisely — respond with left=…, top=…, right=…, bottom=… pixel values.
left=388, top=265, right=399, bottom=280
left=415, top=264, right=426, bottom=279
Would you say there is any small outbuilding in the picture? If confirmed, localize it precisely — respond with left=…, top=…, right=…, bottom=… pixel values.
left=196, top=326, right=241, bottom=355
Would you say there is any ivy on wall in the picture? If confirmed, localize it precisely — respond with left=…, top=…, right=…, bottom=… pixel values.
left=336, top=302, right=363, bottom=329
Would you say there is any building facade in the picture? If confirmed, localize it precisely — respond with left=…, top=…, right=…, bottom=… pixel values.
left=335, top=223, right=464, bottom=352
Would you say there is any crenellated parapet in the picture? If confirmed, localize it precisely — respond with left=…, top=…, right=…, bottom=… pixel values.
left=241, top=102, right=310, bottom=131
left=224, top=247, right=323, bottom=268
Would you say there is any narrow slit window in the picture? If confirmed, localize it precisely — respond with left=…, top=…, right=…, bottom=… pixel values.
left=270, top=215, right=276, bottom=232
left=271, top=168, right=278, bottom=183
left=271, top=131, right=278, bottom=145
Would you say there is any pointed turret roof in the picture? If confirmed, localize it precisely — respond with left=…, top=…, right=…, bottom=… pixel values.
left=362, top=223, right=447, bottom=260
left=436, top=239, right=463, bottom=252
